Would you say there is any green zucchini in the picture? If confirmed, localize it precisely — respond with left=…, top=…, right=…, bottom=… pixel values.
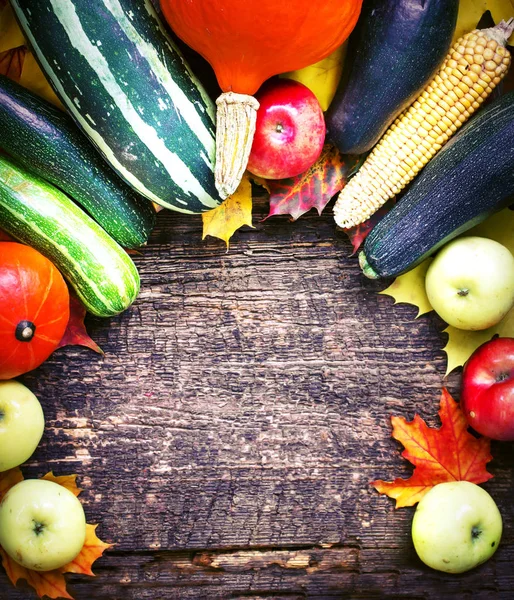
left=360, top=92, right=514, bottom=279
left=0, top=74, right=155, bottom=249
left=326, top=0, right=458, bottom=155
left=10, top=0, right=222, bottom=213
left=0, top=155, right=140, bottom=318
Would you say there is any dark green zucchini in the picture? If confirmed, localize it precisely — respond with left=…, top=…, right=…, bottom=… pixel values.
left=0, top=155, right=140, bottom=318
left=325, top=0, right=458, bottom=155
left=0, top=74, right=155, bottom=249
left=10, top=0, right=222, bottom=214
left=360, top=92, right=514, bottom=279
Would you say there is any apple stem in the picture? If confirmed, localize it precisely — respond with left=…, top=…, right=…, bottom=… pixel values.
left=215, top=92, right=260, bottom=200
left=33, top=520, right=45, bottom=536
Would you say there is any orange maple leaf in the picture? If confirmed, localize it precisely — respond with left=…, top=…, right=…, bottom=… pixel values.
left=372, top=388, right=493, bottom=508
left=63, top=525, right=113, bottom=577
left=0, top=470, right=111, bottom=599
left=264, top=144, right=362, bottom=221
left=0, top=550, right=74, bottom=600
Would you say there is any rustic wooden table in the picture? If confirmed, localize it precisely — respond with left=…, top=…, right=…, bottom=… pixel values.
left=2, top=195, right=514, bottom=599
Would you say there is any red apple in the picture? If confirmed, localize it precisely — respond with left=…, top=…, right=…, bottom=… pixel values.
left=461, top=337, right=514, bottom=440
left=247, top=78, right=326, bottom=180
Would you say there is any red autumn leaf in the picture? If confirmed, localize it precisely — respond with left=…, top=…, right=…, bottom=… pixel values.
left=371, top=388, right=493, bottom=508
left=343, top=199, right=396, bottom=254
left=264, top=144, right=362, bottom=221
left=0, top=470, right=111, bottom=600
left=0, top=46, right=26, bottom=81
left=57, top=295, right=103, bottom=355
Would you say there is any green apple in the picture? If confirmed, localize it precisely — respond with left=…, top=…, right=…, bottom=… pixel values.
left=412, top=481, right=502, bottom=573
left=0, top=479, right=86, bottom=571
left=0, top=380, right=45, bottom=472
left=425, top=236, right=514, bottom=330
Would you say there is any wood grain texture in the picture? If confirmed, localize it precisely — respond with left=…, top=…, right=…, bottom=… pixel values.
left=2, top=196, right=514, bottom=599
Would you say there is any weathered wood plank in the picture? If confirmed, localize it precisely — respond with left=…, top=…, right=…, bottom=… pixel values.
left=2, top=199, right=513, bottom=599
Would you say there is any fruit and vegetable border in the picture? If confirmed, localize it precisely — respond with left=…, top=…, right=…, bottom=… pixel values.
left=1, top=0, right=514, bottom=597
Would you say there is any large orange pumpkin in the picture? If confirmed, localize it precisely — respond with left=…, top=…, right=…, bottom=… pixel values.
left=0, top=242, right=70, bottom=379
left=160, top=0, right=363, bottom=198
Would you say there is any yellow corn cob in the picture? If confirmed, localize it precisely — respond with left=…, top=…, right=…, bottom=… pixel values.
left=333, top=19, right=514, bottom=230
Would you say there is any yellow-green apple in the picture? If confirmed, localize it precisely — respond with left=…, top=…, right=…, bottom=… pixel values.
left=0, top=380, right=44, bottom=472
left=425, top=236, right=514, bottom=330
left=412, top=481, right=502, bottom=573
left=0, top=479, right=86, bottom=571
left=461, top=337, right=514, bottom=440
left=247, top=78, right=326, bottom=180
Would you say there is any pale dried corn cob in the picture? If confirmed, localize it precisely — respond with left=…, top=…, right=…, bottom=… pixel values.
left=333, top=19, right=514, bottom=229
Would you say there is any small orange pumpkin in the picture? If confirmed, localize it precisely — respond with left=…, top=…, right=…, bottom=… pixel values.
left=0, top=242, right=70, bottom=379
left=160, top=0, right=363, bottom=197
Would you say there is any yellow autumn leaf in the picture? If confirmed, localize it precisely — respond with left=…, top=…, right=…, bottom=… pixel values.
left=281, top=43, right=348, bottom=112
left=248, top=175, right=271, bottom=195
left=0, top=3, right=25, bottom=54
left=41, top=472, right=83, bottom=497
left=442, top=315, right=514, bottom=376
left=0, top=3, right=64, bottom=108
left=202, top=174, right=253, bottom=247
left=19, top=52, right=64, bottom=109
left=381, top=209, right=514, bottom=375
left=455, top=0, right=514, bottom=43
left=470, top=207, right=514, bottom=247
left=380, top=259, right=433, bottom=318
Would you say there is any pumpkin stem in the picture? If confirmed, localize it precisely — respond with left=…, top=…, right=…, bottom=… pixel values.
left=215, top=92, right=260, bottom=199
left=15, top=320, right=36, bottom=342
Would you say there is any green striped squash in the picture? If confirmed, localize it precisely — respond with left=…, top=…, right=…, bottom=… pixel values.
left=0, top=155, right=140, bottom=318
left=10, top=0, right=222, bottom=214
left=0, top=74, right=156, bottom=249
